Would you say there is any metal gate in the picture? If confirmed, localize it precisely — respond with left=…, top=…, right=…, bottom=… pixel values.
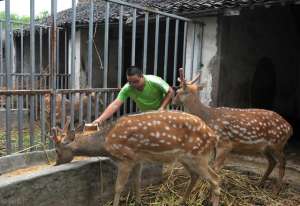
left=0, top=0, right=203, bottom=155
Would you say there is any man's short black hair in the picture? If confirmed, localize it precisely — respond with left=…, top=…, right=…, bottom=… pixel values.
left=126, top=66, right=143, bottom=77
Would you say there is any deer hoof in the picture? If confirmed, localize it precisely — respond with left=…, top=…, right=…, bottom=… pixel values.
left=272, top=185, right=281, bottom=195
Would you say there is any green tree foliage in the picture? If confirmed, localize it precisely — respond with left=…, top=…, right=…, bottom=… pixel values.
left=0, top=10, right=49, bottom=24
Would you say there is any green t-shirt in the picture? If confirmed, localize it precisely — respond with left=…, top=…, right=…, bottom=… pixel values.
left=117, top=75, right=170, bottom=112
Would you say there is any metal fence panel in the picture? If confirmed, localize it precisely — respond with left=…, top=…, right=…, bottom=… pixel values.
left=0, top=0, right=196, bottom=156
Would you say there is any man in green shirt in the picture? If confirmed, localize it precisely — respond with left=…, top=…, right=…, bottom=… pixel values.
left=93, top=66, right=174, bottom=125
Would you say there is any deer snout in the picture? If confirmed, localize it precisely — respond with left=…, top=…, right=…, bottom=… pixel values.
left=54, top=145, right=74, bottom=166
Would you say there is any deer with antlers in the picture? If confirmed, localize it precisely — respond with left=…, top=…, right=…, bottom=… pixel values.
left=173, top=68, right=293, bottom=194
left=51, top=111, right=221, bottom=206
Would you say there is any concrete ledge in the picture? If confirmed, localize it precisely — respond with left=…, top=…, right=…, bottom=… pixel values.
left=0, top=150, right=56, bottom=174
left=0, top=153, right=162, bottom=206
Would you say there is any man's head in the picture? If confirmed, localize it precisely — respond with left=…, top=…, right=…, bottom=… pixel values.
left=126, top=66, right=145, bottom=91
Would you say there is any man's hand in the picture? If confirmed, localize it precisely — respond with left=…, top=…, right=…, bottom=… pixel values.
left=92, top=118, right=104, bottom=126
left=158, top=106, right=165, bottom=111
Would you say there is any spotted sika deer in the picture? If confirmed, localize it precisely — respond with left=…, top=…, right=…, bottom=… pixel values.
left=173, top=68, right=293, bottom=194
left=51, top=110, right=221, bottom=206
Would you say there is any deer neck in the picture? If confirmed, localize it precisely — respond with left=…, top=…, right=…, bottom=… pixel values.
left=69, top=123, right=115, bottom=157
left=183, top=95, right=217, bottom=122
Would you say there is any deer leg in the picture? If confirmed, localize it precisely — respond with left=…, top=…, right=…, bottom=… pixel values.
left=197, top=162, right=221, bottom=206
left=113, top=161, right=134, bottom=206
left=180, top=161, right=199, bottom=205
left=212, top=145, right=232, bottom=172
left=259, top=148, right=277, bottom=187
left=272, top=150, right=286, bottom=195
left=132, top=163, right=142, bottom=205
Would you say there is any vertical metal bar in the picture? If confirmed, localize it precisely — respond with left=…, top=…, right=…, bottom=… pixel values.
left=118, top=5, right=123, bottom=88
left=110, top=92, right=115, bottom=121
left=60, top=74, right=62, bottom=89
left=103, top=1, right=109, bottom=110
left=5, top=0, right=12, bottom=154
left=131, top=8, right=136, bottom=66
left=64, top=30, right=67, bottom=88
left=0, top=22, right=2, bottom=74
left=182, top=21, right=187, bottom=69
left=104, top=1, right=109, bottom=88
left=163, top=17, right=170, bottom=80
left=130, top=9, right=136, bottom=113
left=40, top=27, right=43, bottom=75
left=70, top=92, right=75, bottom=129
left=50, top=0, right=57, bottom=147
left=10, top=21, right=13, bottom=90
left=173, top=19, right=179, bottom=86
left=29, top=0, right=35, bottom=150
left=95, top=92, right=100, bottom=118
left=142, top=12, right=148, bottom=74
left=40, top=94, right=45, bottom=145
left=0, top=22, right=2, bottom=88
left=94, top=92, right=99, bottom=118
left=20, top=27, right=24, bottom=89
left=153, top=14, right=159, bottom=75
left=190, top=23, right=196, bottom=80
left=38, top=27, right=43, bottom=126
left=56, top=28, right=60, bottom=88
left=88, top=0, right=93, bottom=88
left=17, top=95, right=23, bottom=151
left=61, top=94, right=66, bottom=129
left=71, top=0, right=76, bottom=89
left=199, top=24, right=204, bottom=70
left=79, top=93, right=83, bottom=123
left=69, top=0, right=76, bottom=130
left=117, top=6, right=123, bottom=118
left=87, top=0, right=93, bottom=122
left=48, top=27, right=51, bottom=79
left=30, top=0, right=35, bottom=89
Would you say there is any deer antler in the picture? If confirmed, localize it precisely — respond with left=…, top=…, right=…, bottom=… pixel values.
left=178, top=68, right=187, bottom=86
left=190, top=71, right=201, bottom=84
left=63, top=116, right=71, bottom=133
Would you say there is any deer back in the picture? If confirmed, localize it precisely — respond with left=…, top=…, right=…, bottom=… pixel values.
left=104, top=110, right=217, bottom=161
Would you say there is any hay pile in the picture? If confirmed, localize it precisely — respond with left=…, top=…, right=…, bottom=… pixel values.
left=105, top=164, right=300, bottom=206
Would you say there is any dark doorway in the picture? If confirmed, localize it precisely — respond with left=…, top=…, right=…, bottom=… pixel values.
left=250, top=57, right=276, bottom=110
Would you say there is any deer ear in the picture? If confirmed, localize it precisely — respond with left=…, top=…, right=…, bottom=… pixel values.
left=50, top=127, right=61, bottom=143
left=67, top=129, right=76, bottom=141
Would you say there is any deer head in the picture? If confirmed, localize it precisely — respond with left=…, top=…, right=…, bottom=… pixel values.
left=50, top=127, right=74, bottom=165
left=50, top=117, right=85, bottom=165
left=173, top=68, right=206, bottom=106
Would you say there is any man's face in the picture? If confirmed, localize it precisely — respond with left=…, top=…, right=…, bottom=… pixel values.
left=127, top=74, right=145, bottom=91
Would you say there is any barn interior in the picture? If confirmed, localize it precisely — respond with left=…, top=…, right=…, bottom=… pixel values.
left=217, top=4, right=300, bottom=153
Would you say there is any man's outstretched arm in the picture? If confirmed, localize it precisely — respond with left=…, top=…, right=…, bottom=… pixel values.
left=159, top=87, right=174, bottom=110
left=93, top=99, right=123, bottom=124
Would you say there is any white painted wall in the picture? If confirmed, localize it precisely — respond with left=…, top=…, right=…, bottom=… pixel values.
left=185, top=17, right=219, bottom=105
left=68, top=30, right=81, bottom=89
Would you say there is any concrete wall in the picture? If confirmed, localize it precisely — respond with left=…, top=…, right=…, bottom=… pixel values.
left=80, top=26, right=119, bottom=88
left=217, top=6, right=300, bottom=120
left=0, top=152, right=162, bottom=206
